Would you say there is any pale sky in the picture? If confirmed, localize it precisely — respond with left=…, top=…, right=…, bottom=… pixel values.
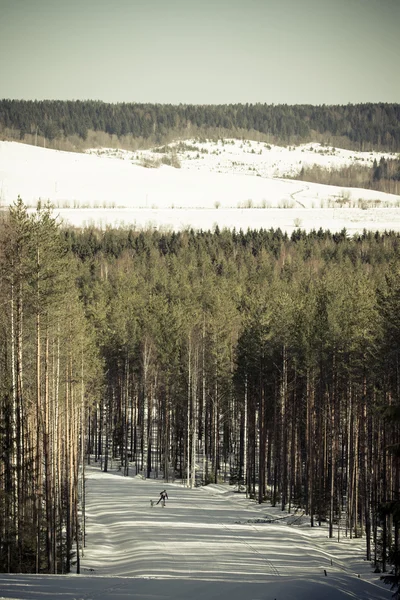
left=0, top=0, right=399, bottom=105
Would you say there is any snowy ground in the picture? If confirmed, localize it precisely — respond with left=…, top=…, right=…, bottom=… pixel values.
left=0, top=140, right=399, bottom=234
left=0, top=463, right=392, bottom=599
left=89, top=138, right=397, bottom=180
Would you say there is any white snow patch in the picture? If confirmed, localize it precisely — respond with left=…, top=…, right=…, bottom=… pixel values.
left=0, top=140, right=399, bottom=234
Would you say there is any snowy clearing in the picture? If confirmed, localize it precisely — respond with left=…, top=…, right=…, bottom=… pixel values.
left=0, top=463, right=391, bottom=599
left=0, top=140, right=399, bottom=234
left=88, top=138, right=398, bottom=180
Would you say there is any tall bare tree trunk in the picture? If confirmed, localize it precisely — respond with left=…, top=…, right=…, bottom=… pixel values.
left=306, top=369, right=315, bottom=526
left=187, top=335, right=191, bottom=487
left=35, top=303, right=42, bottom=573
left=281, top=344, right=288, bottom=510
left=191, top=344, right=198, bottom=489
left=244, top=375, right=248, bottom=495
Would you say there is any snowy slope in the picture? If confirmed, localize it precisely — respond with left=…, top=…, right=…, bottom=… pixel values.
left=0, top=140, right=399, bottom=234
left=88, top=138, right=398, bottom=179
left=0, top=463, right=391, bottom=599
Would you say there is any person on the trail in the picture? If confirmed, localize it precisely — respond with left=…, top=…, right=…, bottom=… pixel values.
left=156, top=489, right=168, bottom=505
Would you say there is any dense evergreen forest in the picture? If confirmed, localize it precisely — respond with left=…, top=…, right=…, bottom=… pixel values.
left=1, top=201, right=400, bottom=586
left=1, top=99, right=400, bottom=151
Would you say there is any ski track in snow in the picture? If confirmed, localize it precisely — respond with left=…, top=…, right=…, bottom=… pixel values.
left=0, top=463, right=391, bottom=600
left=290, top=182, right=308, bottom=209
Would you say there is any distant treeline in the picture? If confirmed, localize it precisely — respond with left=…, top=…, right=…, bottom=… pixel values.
left=1, top=99, right=400, bottom=151
left=63, top=223, right=400, bottom=263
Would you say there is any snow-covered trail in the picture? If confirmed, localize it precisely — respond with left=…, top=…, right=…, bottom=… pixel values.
left=83, top=467, right=283, bottom=579
left=0, top=464, right=391, bottom=599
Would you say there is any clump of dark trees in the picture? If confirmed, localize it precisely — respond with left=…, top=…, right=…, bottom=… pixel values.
left=1, top=99, right=400, bottom=150
left=295, top=156, right=400, bottom=196
left=1, top=202, right=400, bottom=590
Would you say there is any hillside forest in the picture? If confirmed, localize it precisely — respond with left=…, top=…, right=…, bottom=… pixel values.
left=2, top=101, right=400, bottom=196
left=0, top=198, right=400, bottom=582
left=1, top=100, right=400, bottom=152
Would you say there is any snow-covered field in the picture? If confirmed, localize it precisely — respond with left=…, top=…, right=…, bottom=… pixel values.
left=0, top=463, right=391, bottom=599
left=0, top=139, right=399, bottom=234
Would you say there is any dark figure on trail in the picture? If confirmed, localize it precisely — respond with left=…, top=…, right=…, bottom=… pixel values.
left=156, top=489, right=168, bottom=506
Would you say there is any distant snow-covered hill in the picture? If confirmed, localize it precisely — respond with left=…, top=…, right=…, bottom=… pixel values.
left=93, top=138, right=395, bottom=179
left=0, top=140, right=399, bottom=234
